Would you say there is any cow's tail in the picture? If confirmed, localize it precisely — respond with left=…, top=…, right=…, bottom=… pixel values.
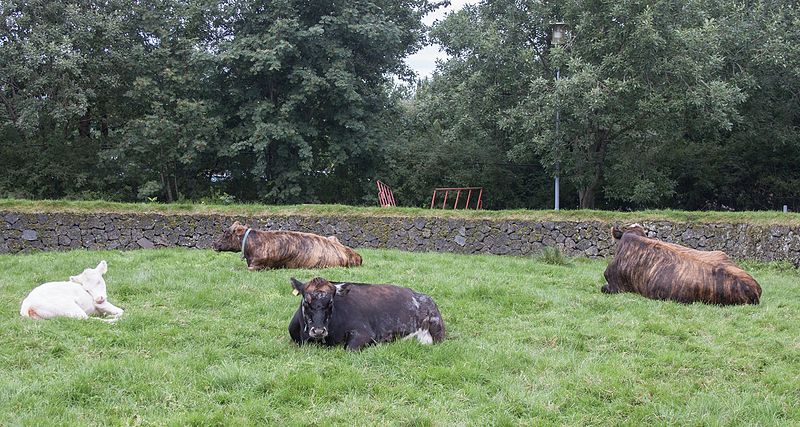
left=425, top=301, right=446, bottom=343
left=349, top=251, right=363, bottom=267
left=428, top=315, right=445, bottom=343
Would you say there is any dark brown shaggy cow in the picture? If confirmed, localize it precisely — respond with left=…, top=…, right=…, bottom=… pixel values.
left=602, top=223, right=761, bottom=305
left=212, top=221, right=363, bottom=270
left=289, top=277, right=445, bottom=351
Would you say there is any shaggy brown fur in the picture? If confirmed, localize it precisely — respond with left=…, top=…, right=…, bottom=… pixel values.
left=602, top=224, right=761, bottom=305
left=212, top=221, right=363, bottom=270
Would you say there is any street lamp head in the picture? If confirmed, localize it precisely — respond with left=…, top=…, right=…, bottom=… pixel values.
left=550, top=22, right=569, bottom=46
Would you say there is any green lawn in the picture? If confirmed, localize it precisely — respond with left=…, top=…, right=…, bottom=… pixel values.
left=3, top=198, right=800, bottom=225
left=1, top=248, right=798, bottom=425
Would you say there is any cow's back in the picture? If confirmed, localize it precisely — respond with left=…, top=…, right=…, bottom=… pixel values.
left=285, top=232, right=361, bottom=268
left=250, top=230, right=362, bottom=269
left=334, top=284, right=442, bottom=336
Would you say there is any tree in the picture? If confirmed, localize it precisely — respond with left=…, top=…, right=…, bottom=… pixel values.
left=382, top=3, right=554, bottom=209
left=3, top=0, right=798, bottom=210
left=103, top=0, right=223, bottom=202
left=408, top=0, right=798, bottom=210
left=708, top=2, right=800, bottom=210
left=208, top=0, right=440, bottom=204
left=505, top=0, right=746, bottom=208
left=0, top=0, right=135, bottom=199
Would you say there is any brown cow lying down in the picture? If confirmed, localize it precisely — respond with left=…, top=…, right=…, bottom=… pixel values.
left=212, top=221, right=362, bottom=270
left=289, top=277, right=445, bottom=351
left=602, top=224, right=761, bottom=305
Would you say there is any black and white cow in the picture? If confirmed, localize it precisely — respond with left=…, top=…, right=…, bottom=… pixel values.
left=288, top=277, right=445, bottom=351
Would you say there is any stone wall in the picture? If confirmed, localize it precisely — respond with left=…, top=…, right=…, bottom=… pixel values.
left=3, top=211, right=800, bottom=264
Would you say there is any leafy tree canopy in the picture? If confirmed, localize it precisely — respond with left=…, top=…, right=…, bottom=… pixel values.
left=1, top=0, right=798, bottom=211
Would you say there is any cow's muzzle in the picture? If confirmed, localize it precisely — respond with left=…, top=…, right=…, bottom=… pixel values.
left=309, top=327, right=328, bottom=339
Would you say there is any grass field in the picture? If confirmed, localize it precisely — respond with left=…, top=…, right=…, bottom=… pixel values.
left=1, top=248, right=798, bottom=425
left=3, top=198, right=800, bottom=225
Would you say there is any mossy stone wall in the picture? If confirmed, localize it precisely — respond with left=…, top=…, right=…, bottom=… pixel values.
left=3, top=211, right=800, bottom=264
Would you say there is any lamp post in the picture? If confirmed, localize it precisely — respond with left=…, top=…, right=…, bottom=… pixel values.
left=550, top=22, right=568, bottom=211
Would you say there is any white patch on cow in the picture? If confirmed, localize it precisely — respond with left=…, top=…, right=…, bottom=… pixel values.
left=403, top=328, right=433, bottom=345
left=411, top=296, right=420, bottom=309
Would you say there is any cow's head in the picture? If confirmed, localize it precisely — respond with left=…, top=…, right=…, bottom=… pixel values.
left=290, top=277, right=352, bottom=340
left=611, top=223, right=646, bottom=240
left=70, top=260, right=109, bottom=305
left=212, top=221, right=248, bottom=252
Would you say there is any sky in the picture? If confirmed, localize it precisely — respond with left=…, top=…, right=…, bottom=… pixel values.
left=404, top=0, right=478, bottom=78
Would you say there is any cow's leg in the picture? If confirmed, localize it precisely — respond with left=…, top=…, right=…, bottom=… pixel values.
left=288, top=312, right=305, bottom=345
left=602, top=264, right=622, bottom=294
left=95, top=301, right=124, bottom=319
left=30, top=302, right=90, bottom=320
left=345, top=329, right=376, bottom=351
left=601, top=283, right=620, bottom=294
left=90, top=316, right=121, bottom=324
left=247, top=258, right=271, bottom=271
left=59, top=304, right=91, bottom=320
left=247, top=261, right=266, bottom=271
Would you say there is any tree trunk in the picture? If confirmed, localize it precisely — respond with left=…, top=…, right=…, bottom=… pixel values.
left=578, top=133, right=610, bottom=209
left=100, top=112, right=109, bottom=147
left=578, top=185, right=596, bottom=209
left=79, top=109, right=91, bottom=138
left=160, top=170, right=174, bottom=202
left=172, top=174, right=179, bottom=202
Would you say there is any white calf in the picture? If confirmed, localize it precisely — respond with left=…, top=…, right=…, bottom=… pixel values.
left=20, top=260, right=124, bottom=322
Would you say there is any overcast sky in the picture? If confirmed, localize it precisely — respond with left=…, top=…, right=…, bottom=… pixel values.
left=404, top=0, right=478, bottom=78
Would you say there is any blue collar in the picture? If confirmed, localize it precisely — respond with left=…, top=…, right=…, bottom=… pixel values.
left=241, top=228, right=253, bottom=260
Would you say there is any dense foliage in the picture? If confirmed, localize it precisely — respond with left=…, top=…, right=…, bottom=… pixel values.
left=0, top=0, right=438, bottom=204
left=388, top=0, right=800, bottom=210
left=1, top=0, right=798, bottom=210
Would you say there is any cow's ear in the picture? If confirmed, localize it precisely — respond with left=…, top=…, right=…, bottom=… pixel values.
left=290, top=278, right=306, bottom=296
left=611, top=226, right=623, bottom=240
left=334, top=283, right=352, bottom=296
left=96, top=260, right=107, bottom=275
left=232, top=222, right=247, bottom=236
